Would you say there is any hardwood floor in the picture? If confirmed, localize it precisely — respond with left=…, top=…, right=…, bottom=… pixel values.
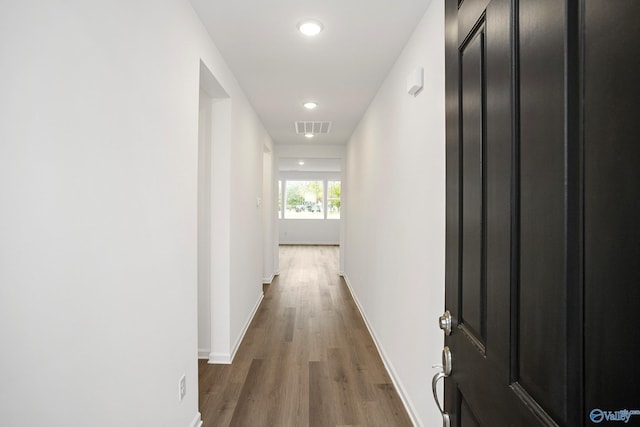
left=198, top=245, right=413, bottom=427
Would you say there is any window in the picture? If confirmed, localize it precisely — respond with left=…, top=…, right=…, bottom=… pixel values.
left=279, top=178, right=341, bottom=220
left=327, top=180, right=341, bottom=219
left=285, top=180, right=324, bottom=219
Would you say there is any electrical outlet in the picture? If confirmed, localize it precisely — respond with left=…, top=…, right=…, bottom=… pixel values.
left=178, top=374, right=186, bottom=402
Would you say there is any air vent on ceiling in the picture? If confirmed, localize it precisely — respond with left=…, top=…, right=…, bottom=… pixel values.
left=295, top=121, right=332, bottom=135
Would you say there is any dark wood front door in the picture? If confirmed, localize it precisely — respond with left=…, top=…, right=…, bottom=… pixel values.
left=443, top=0, right=640, bottom=426
left=582, top=2, right=640, bottom=425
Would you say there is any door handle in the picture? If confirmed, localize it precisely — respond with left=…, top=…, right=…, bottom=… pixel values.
left=432, top=371, right=451, bottom=427
left=432, top=346, right=452, bottom=427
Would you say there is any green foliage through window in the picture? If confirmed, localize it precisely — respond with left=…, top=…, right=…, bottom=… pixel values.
left=285, top=181, right=324, bottom=219
left=327, top=181, right=341, bottom=219
left=281, top=179, right=340, bottom=220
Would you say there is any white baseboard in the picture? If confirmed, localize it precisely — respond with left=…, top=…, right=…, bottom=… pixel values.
left=208, top=352, right=231, bottom=365
left=342, top=274, right=422, bottom=427
left=262, top=271, right=279, bottom=284
left=198, top=349, right=210, bottom=359
left=208, top=291, right=264, bottom=365
left=230, top=291, right=264, bottom=361
left=189, top=412, right=203, bottom=427
left=279, top=241, right=339, bottom=246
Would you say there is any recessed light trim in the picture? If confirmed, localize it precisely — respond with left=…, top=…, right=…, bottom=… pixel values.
left=303, top=101, right=318, bottom=110
left=298, top=20, right=323, bottom=37
left=298, top=160, right=305, bottom=166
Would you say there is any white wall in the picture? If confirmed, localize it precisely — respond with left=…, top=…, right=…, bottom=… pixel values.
left=198, top=88, right=214, bottom=358
left=228, top=99, right=272, bottom=361
left=279, top=219, right=340, bottom=245
left=262, top=148, right=278, bottom=283
left=343, top=1, right=445, bottom=426
left=276, top=143, right=346, bottom=160
left=0, top=1, right=271, bottom=426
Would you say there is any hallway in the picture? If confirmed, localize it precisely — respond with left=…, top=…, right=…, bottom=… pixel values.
left=198, top=245, right=413, bottom=426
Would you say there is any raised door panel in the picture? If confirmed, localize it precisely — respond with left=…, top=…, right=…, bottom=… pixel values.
left=460, top=23, right=487, bottom=347
left=518, top=0, right=568, bottom=423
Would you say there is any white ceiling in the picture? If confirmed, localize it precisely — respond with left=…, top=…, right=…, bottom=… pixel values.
left=189, top=0, right=431, bottom=145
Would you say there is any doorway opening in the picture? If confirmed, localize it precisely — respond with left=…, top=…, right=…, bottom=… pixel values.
left=197, top=60, right=230, bottom=362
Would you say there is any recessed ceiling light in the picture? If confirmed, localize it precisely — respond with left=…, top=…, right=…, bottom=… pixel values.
left=298, top=20, right=323, bottom=37
left=298, top=160, right=305, bottom=166
left=303, top=101, right=318, bottom=110
left=304, top=133, right=314, bottom=139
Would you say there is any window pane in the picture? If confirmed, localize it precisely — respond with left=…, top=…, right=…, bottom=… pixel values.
left=327, top=180, right=341, bottom=219
left=285, top=180, right=324, bottom=219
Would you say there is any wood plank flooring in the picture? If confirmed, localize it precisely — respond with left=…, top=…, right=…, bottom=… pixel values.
left=198, top=245, right=413, bottom=427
